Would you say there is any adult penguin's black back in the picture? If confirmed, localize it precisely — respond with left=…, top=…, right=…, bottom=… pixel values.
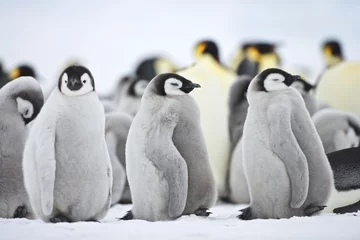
left=0, top=62, right=9, bottom=88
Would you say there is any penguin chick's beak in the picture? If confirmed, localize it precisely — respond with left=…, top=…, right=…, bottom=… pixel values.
left=181, top=82, right=201, bottom=94
left=67, top=78, right=82, bottom=91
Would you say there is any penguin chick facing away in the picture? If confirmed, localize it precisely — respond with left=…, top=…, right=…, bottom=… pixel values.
left=0, top=77, right=43, bottom=219
left=238, top=68, right=333, bottom=220
left=324, top=147, right=360, bottom=214
left=122, top=73, right=216, bottom=221
left=312, top=108, right=360, bottom=154
left=105, top=112, right=133, bottom=205
left=23, top=65, right=113, bottom=223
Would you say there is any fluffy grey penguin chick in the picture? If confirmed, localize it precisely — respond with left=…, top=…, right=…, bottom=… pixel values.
left=0, top=76, right=43, bottom=219
left=23, top=65, right=113, bottom=223
left=105, top=112, right=133, bottom=205
left=239, top=68, right=333, bottom=220
left=313, top=108, right=360, bottom=154
left=290, top=77, right=319, bottom=116
left=122, top=73, right=216, bottom=221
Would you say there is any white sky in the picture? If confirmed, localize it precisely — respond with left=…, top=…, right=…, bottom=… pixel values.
left=1, top=0, right=359, bottom=93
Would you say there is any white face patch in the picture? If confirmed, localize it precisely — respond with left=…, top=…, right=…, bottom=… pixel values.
left=16, top=97, right=34, bottom=119
left=134, top=80, right=148, bottom=97
left=61, top=72, right=94, bottom=97
left=164, top=78, right=185, bottom=96
left=263, top=73, right=288, bottom=92
left=291, top=81, right=305, bottom=94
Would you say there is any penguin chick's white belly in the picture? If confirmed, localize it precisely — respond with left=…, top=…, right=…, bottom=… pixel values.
left=323, top=186, right=360, bottom=213
left=53, top=97, right=110, bottom=221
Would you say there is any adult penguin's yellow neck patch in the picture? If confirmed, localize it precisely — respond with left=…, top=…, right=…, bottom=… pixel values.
left=195, top=43, right=207, bottom=58
left=9, top=68, right=20, bottom=80
left=247, top=47, right=260, bottom=61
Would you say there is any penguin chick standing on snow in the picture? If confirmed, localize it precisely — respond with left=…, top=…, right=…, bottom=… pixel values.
left=239, top=68, right=333, bottom=220
left=23, top=65, right=113, bottom=223
left=0, top=77, right=43, bottom=218
left=313, top=108, right=360, bottom=154
left=324, top=146, right=360, bottom=214
left=122, top=73, right=216, bottom=221
left=105, top=112, right=133, bottom=205
left=177, top=39, right=236, bottom=198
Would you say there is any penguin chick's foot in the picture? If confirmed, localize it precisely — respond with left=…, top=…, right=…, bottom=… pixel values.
left=194, top=207, right=212, bottom=217
left=237, top=207, right=253, bottom=220
left=117, top=210, right=133, bottom=221
left=334, top=199, right=360, bottom=214
left=49, top=214, right=71, bottom=223
left=304, top=205, right=326, bottom=216
left=13, top=205, right=27, bottom=218
left=86, top=219, right=100, bottom=223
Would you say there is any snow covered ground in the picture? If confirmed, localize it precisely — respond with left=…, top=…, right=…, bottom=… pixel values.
left=1, top=203, right=360, bottom=239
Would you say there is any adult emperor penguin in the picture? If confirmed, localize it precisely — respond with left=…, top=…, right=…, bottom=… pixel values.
left=324, top=146, right=360, bottom=214
left=9, top=64, right=37, bottom=80
left=0, top=76, right=43, bottom=218
left=122, top=73, right=216, bottom=221
left=322, top=39, right=344, bottom=69
left=313, top=108, right=360, bottom=154
left=316, top=62, right=360, bottom=118
left=23, top=65, right=113, bottom=223
left=105, top=112, right=133, bottom=205
left=238, top=68, right=333, bottom=220
left=177, top=39, right=236, bottom=198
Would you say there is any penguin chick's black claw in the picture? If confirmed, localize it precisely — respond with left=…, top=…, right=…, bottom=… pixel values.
left=13, top=205, right=27, bottom=218
left=118, top=210, right=133, bottom=221
left=304, top=205, right=326, bottom=216
left=194, top=207, right=212, bottom=217
left=237, top=207, right=253, bottom=220
left=49, top=214, right=71, bottom=223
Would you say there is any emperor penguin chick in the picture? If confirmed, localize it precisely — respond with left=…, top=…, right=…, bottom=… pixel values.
left=312, top=108, right=360, bottom=154
left=122, top=73, right=216, bottom=221
left=0, top=76, right=44, bottom=218
left=105, top=112, right=133, bottom=205
left=239, top=68, right=333, bottom=220
left=23, top=65, right=113, bottom=223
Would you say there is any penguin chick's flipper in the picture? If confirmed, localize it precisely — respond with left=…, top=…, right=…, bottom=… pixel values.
left=13, top=205, right=27, bottom=218
left=268, top=104, right=310, bottom=209
left=49, top=214, right=71, bottom=223
left=194, top=207, right=212, bottom=217
left=333, top=200, right=360, bottom=214
left=237, top=207, right=253, bottom=220
left=118, top=210, right=133, bottom=221
left=304, top=205, right=326, bottom=216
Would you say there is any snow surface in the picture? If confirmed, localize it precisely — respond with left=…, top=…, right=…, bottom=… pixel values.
left=1, top=203, right=360, bottom=240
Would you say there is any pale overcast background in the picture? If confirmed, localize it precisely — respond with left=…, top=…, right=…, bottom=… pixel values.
left=0, top=0, right=359, bottom=93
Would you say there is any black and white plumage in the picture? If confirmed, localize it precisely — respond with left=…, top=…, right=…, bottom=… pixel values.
left=238, top=68, right=333, bottom=220
left=23, top=65, right=112, bottom=223
left=124, top=73, right=216, bottom=221
left=0, top=76, right=43, bottom=219
left=105, top=112, right=133, bottom=205
left=324, top=147, right=360, bottom=214
left=313, top=108, right=360, bottom=153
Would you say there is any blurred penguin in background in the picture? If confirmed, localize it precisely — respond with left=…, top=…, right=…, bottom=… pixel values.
left=135, top=56, right=177, bottom=81
left=8, top=64, right=37, bottom=81
left=177, top=39, right=236, bottom=198
left=0, top=61, right=9, bottom=88
left=232, top=42, right=280, bottom=78
left=290, top=77, right=319, bottom=116
left=322, top=39, right=344, bottom=69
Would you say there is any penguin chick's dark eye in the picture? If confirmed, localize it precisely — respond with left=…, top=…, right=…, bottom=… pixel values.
left=171, top=83, right=179, bottom=86
left=273, top=79, right=280, bottom=82
left=83, top=80, right=86, bottom=83
left=25, top=109, right=29, bottom=116
left=65, top=80, right=68, bottom=83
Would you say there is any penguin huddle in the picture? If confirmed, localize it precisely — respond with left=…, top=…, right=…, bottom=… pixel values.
left=0, top=37, right=360, bottom=224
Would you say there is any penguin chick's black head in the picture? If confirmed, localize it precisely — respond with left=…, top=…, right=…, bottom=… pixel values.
left=15, top=89, right=44, bottom=125
left=58, top=65, right=95, bottom=96
left=195, top=40, right=219, bottom=62
left=9, top=65, right=37, bottom=80
left=322, top=40, right=343, bottom=58
left=152, top=73, right=201, bottom=96
left=291, top=77, right=315, bottom=94
left=127, top=77, right=150, bottom=97
left=256, top=68, right=300, bottom=92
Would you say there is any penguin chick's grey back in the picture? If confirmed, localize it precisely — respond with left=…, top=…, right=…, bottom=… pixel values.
left=0, top=77, right=43, bottom=219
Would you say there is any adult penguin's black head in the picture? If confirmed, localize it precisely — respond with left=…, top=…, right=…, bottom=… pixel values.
left=9, top=64, right=37, bottom=80
left=194, top=40, right=220, bottom=62
left=322, top=39, right=344, bottom=68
